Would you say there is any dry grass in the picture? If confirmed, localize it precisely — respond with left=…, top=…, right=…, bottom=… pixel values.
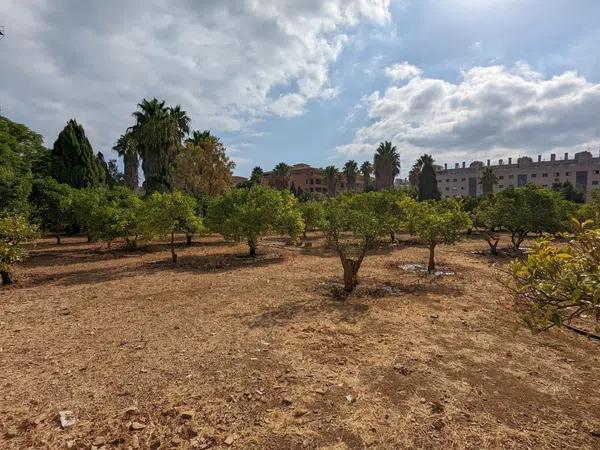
left=1, top=233, right=599, bottom=449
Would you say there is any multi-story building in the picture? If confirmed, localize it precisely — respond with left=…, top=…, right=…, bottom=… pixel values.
left=261, top=163, right=364, bottom=194
left=436, top=151, right=600, bottom=200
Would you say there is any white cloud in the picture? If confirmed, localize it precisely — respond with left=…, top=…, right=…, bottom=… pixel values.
left=0, top=0, right=390, bottom=156
left=338, top=63, right=600, bottom=171
left=385, top=62, right=422, bottom=81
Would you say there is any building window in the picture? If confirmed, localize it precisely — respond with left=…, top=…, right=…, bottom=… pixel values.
left=555, top=172, right=560, bottom=177
left=446, top=178, right=450, bottom=182
left=461, top=186, right=464, bottom=190
left=453, top=178, right=457, bottom=182
left=595, top=170, right=599, bottom=175
left=445, top=187, right=449, bottom=191
left=542, top=173, right=548, bottom=177
left=593, top=181, right=599, bottom=186
left=508, top=174, right=514, bottom=179
left=306, top=179, right=309, bottom=184
left=531, top=174, right=537, bottom=178
left=565, top=172, right=570, bottom=176
left=499, top=175, right=504, bottom=180
left=461, top=178, right=466, bottom=181
left=499, top=185, right=504, bottom=189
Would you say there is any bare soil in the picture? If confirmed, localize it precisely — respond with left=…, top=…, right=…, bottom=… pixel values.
left=1, top=233, right=599, bottom=449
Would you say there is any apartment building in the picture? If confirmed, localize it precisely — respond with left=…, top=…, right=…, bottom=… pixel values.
left=436, top=151, right=600, bottom=200
left=262, top=163, right=364, bottom=194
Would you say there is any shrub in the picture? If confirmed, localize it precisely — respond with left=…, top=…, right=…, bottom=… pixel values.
left=508, top=220, right=600, bottom=332
left=0, top=215, right=39, bottom=285
left=206, top=185, right=303, bottom=257
left=29, top=177, right=74, bottom=244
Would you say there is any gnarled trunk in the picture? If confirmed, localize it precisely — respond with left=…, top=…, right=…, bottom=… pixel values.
left=511, top=231, right=525, bottom=250
left=341, top=257, right=363, bottom=293
left=485, top=232, right=500, bottom=255
left=170, top=232, right=177, bottom=263
left=428, top=243, right=436, bottom=273
left=248, top=236, right=257, bottom=258
left=56, top=233, right=61, bottom=245
left=186, top=233, right=193, bottom=246
left=1, top=270, right=13, bottom=285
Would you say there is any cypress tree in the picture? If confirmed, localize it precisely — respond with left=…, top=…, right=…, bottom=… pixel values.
left=418, top=155, right=441, bottom=200
left=51, top=119, right=103, bottom=188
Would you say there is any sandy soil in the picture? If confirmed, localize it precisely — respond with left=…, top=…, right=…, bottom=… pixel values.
left=1, top=233, right=599, bottom=449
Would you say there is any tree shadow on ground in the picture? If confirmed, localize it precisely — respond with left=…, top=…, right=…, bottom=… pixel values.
left=16, top=252, right=285, bottom=289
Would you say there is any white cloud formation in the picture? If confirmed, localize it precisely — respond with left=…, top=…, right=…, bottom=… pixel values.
left=337, top=63, right=600, bottom=171
left=0, top=0, right=390, bottom=157
left=385, top=62, right=422, bottom=81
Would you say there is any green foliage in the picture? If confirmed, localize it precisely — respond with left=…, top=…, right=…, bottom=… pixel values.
left=0, top=214, right=39, bottom=284
left=374, top=141, right=400, bottom=190
left=141, top=191, right=203, bottom=262
left=72, top=186, right=143, bottom=248
left=473, top=195, right=502, bottom=254
left=299, top=200, right=324, bottom=236
left=323, top=165, right=338, bottom=197
left=206, top=185, right=303, bottom=257
left=271, top=162, right=291, bottom=190
left=320, top=192, right=400, bottom=292
left=0, top=116, right=49, bottom=214
left=113, top=133, right=139, bottom=190
left=479, top=167, right=498, bottom=196
left=508, top=220, right=600, bottom=332
left=417, top=154, right=441, bottom=201
left=51, top=119, right=104, bottom=188
left=342, top=160, right=359, bottom=191
left=29, top=177, right=75, bottom=243
left=552, top=181, right=585, bottom=204
left=494, top=184, right=572, bottom=249
left=405, top=198, right=471, bottom=272
left=579, top=188, right=600, bottom=223
left=360, top=161, right=372, bottom=192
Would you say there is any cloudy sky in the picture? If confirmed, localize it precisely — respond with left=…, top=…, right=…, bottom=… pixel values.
left=2, top=0, right=600, bottom=176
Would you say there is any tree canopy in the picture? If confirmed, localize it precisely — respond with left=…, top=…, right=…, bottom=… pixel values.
left=374, top=141, right=400, bottom=190
left=0, top=214, right=39, bottom=285
left=416, top=154, right=441, bottom=201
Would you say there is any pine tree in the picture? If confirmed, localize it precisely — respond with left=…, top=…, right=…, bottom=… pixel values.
left=51, top=119, right=103, bottom=188
left=417, top=154, right=441, bottom=200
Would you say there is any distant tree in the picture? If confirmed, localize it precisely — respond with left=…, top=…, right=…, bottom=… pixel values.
left=206, top=185, right=303, bottom=257
left=508, top=220, right=600, bottom=332
left=107, top=159, right=124, bottom=186
left=552, top=181, right=585, bottom=204
left=130, top=98, right=189, bottom=193
left=324, top=165, right=338, bottom=197
left=186, top=130, right=216, bottom=146
left=579, top=188, right=600, bottom=223
left=174, top=138, right=235, bottom=198
left=249, top=166, right=263, bottom=184
left=271, top=163, right=291, bottom=190
left=299, top=200, right=324, bottom=238
left=405, top=198, right=471, bottom=272
left=29, top=177, right=74, bottom=244
left=0, top=116, right=48, bottom=214
left=343, top=160, right=359, bottom=191
left=495, top=185, right=570, bottom=250
left=113, top=132, right=139, bottom=190
left=360, top=161, right=373, bottom=192
left=51, top=119, right=104, bottom=188
left=141, top=191, right=203, bottom=263
left=417, top=154, right=440, bottom=201
left=96, top=152, right=109, bottom=185
left=320, top=192, right=396, bottom=292
left=0, top=215, right=39, bottom=285
left=474, top=195, right=502, bottom=255
left=374, top=141, right=400, bottom=190
left=479, top=167, right=498, bottom=196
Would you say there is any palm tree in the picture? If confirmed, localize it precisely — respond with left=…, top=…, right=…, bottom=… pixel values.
left=360, top=161, right=372, bottom=192
left=272, top=162, right=290, bottom=190
left=324, top=165, right=338, bottom=197
left=129, top=98, right=189, bottom=193
left=479, top=167, right=498, bottom=196
left=113, top=133, right=139, bottom=191
left=373, top=141, right=400, bottom=190
left=343, top=160, right=359, bottom=191
left=186, top=130, right=218, bottom=146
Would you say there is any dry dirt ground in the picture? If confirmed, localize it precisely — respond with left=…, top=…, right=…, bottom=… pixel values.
left=1, top=233, right=599, bottom=450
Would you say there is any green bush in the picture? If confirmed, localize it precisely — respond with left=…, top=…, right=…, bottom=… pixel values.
left=0, top=215, right=39, bottom=285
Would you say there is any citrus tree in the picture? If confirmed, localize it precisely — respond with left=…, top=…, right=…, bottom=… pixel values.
left=579, top=188, right=600, bottom=223
left=141, top=191, right=203, bottom=263
left=299, top=200, right=324, bottom=238
left=508, top=220, right=600, bottom=332
left=474, top=195, right=502, bottom=255
left=0, top=215, right=39, bottom=285
left=29, top=177, right=74, bottom=244
left=206, top=185, right=303, bottom=257
left=320, top=192, right=395, bottom=293
left=405, top=199, right=471, bottom=272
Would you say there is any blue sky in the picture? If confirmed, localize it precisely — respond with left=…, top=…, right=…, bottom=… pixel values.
left=2, top=0, right=600, bottom=177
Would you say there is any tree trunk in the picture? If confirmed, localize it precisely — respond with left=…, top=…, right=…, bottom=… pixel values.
left=186, top=233, right=193, bottom=246
left=390, top=231, right=395, bottom=243
left=171, top=232, right=177, bottom=263
left=427, top=244, right=436, bottom=273
left=56, top=233, right=61, bottom=245
left=87, top=235, right=92, bottom=243
left=511, top=232, right=524, bottom=250
left=248, top=237, right=257, bottom=258
left=1, top=270, right=13, bottom=285
left=485, top=233, right=499, bottom=255
left=341, top=258, right=362, bottom=293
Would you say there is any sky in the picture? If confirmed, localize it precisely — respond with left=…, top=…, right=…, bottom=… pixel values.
left=1, top=0, right=600, bottom=177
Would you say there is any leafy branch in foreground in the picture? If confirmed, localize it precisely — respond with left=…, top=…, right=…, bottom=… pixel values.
left=0, top=215, right=40, bottom=285
left=507, top=219, right=600, bottom=332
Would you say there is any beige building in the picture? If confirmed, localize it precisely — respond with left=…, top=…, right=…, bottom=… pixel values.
left=436, top=151, right=600, bottom=200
